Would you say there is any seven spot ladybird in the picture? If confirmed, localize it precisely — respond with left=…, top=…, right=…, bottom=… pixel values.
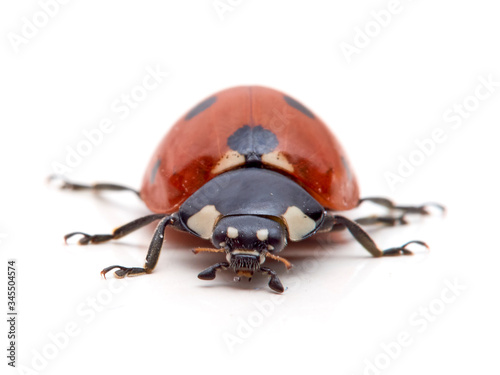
left=50, top=86, right=443, bottom=293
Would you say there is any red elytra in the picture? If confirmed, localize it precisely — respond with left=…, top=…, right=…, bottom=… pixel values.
left=140, top=86, right=360, bottom=213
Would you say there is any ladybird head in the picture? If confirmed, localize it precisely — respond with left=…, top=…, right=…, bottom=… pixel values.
left=195, top=215, right=289, bottom=292
left=217, top=216, right=286, bottom=272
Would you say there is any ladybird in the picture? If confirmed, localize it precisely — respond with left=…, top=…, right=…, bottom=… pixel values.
left=51, top=86, right=443, bottom=293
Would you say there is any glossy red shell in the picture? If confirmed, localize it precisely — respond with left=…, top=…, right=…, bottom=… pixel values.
left=140, top=86, right=359, bottom=213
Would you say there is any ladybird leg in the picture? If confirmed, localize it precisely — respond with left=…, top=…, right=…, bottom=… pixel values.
left=358, top=197, right=445, bottom=216
left=64, top=214, right=167, bottom=245
left=48, top=175, right=141, bottom=198
left=100, top=215, right=175, bottom=278
left=260, top=267, right=285, bottom=293
left=321, top=214, right=408, bottom=230
left=354, top=214, right=409, bottom=227
left=322, top=215, right=429, bottom=258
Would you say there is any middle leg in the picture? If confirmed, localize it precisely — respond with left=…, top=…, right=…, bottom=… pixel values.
left=65, top=213, right=168, bottom=245
left=319, top=214, right=428, bottom=257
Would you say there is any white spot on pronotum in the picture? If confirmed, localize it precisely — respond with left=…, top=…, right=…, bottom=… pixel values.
left=282, top=206, right=316, bottom=241
left=256, top=229, right=269, bottom=241
left=211, top=150, right=245, bottom=174
left=261, top=151, right=294, bottom=172
left=227, top=226, right=239, bottom=238
left=186, top=205, right=221, bottom=239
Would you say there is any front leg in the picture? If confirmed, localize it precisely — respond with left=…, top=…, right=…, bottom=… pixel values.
left=101, top=214, right=179, bottom=278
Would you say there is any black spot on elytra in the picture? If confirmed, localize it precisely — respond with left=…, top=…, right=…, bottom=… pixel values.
left=227, top=125, right=279, bottom=159
left=283, top=95, right=315, bottom=119
left=150, top=159, right=161, bottom=184
left=185, top=96, right=217, bottom=120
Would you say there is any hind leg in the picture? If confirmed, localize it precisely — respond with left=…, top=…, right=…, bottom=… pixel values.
left=48, top=175, right=141, bottom=197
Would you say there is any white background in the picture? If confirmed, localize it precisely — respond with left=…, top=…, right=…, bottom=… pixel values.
left=1, top=1, right=499, bottom=374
